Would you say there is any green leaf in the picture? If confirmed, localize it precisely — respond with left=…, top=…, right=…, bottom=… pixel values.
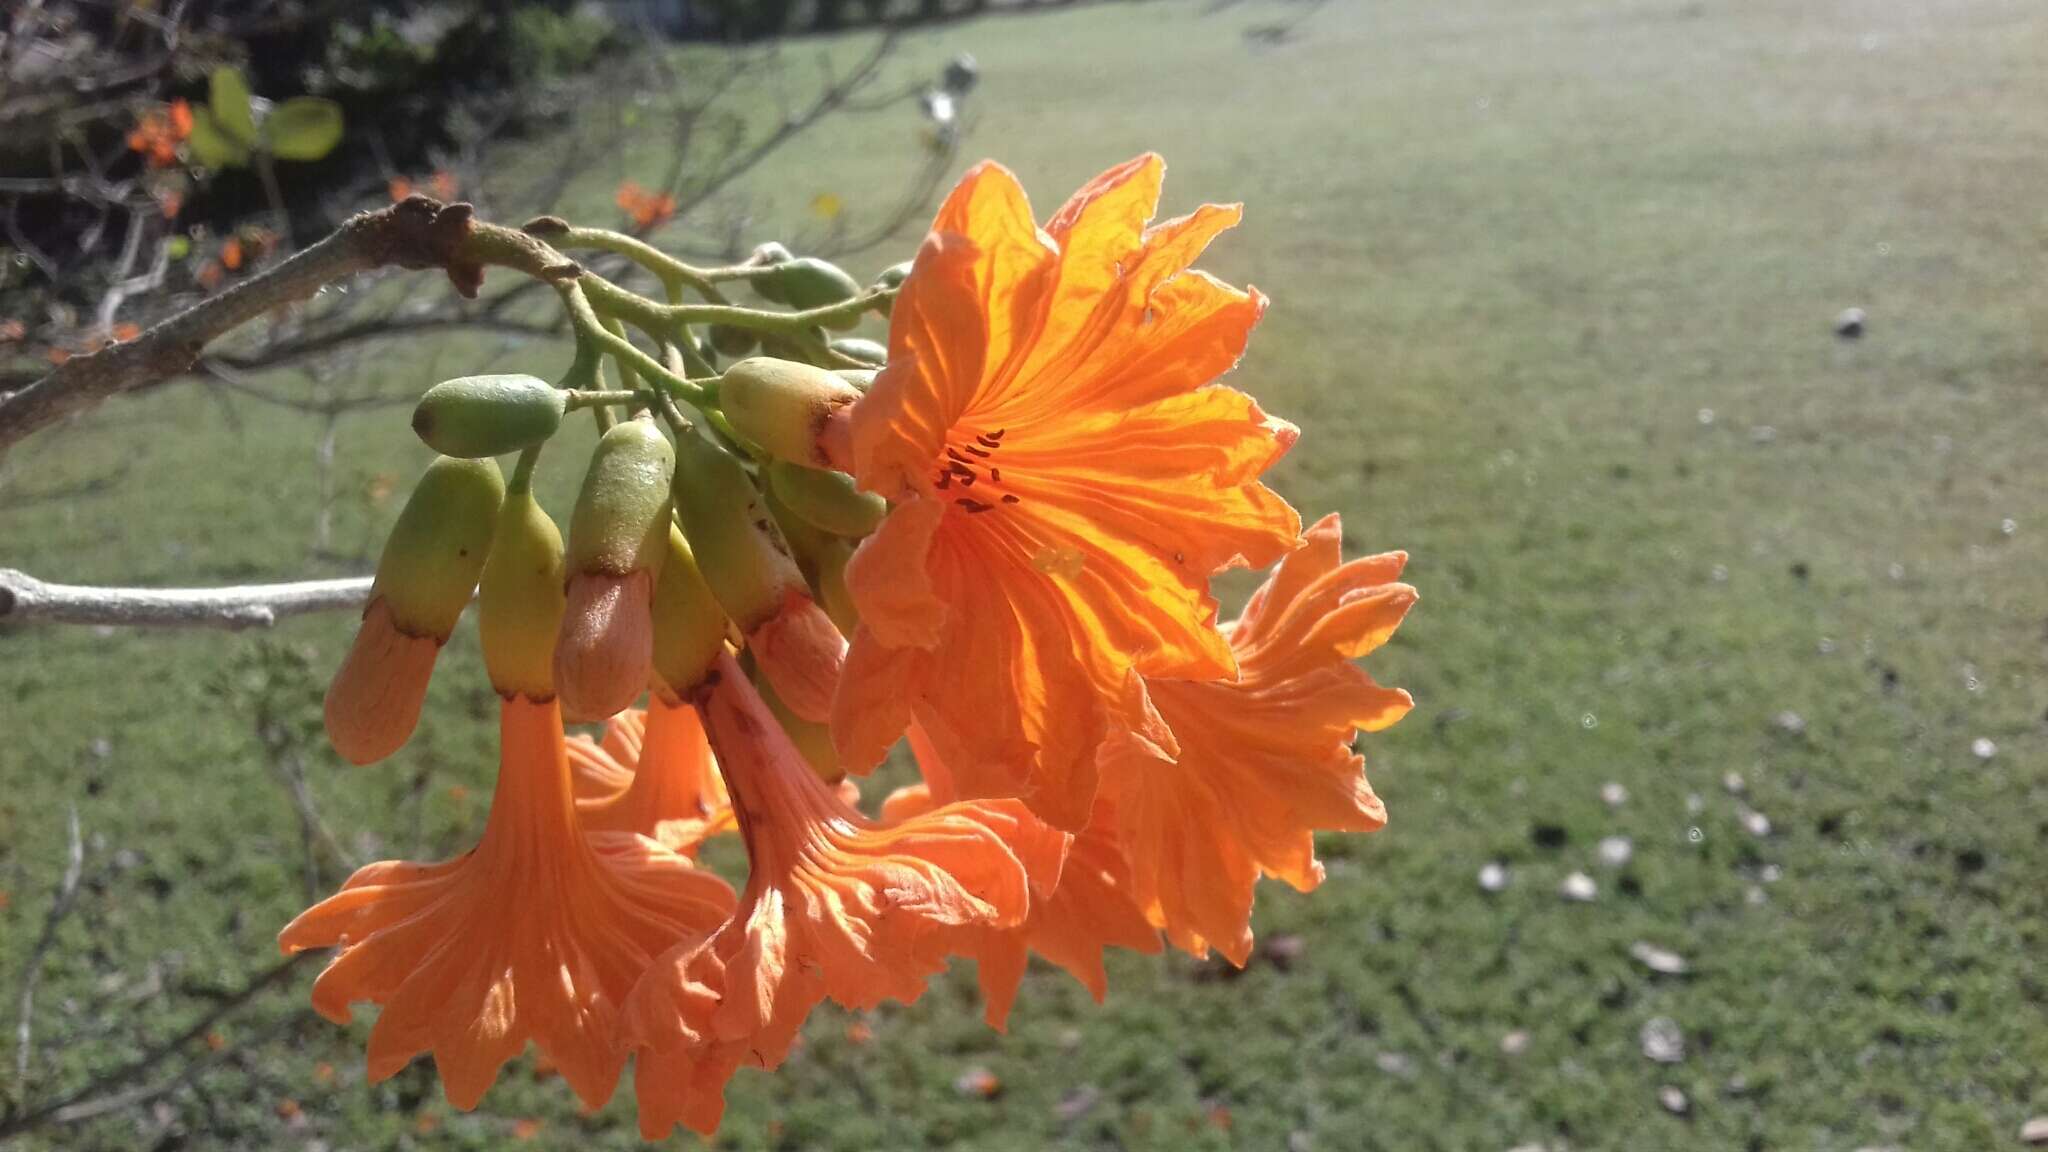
left=264, top=97, right=345, bottom=161
left=186, top=107, right=251, bottom=169
left=209, top=67, right=258, bottom=146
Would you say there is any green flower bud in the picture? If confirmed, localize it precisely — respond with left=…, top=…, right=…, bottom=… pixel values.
left=718, top=357, right=861, bottom=469
left=558, top=417, right=675, bottom=720
left=650, top=524, right=732, bottom=698
left=707, top=324, right=758, bottom=360
left=411, top=374, right=566, bottom=459
left=751, top=660, right=841, bottom=782
left=773, top=257, right=861, bottom=318
left=767, top=459, right=885, bottom=538
left=374, top=456, right=505, bottom=638
left=874, top=261, right=912, bottom=290
left=479, top=489, right=567, bottom=699
left=834, top=368, right=878, bottom=392
left=828, top=336, right=887, bottom=367
left=670, top=432, right=805, bottom=631
left=748, top=242, right=794, bottom=305
left=567, top=417, right=675, bottom=579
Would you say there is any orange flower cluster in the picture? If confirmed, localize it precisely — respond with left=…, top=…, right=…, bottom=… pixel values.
left=295, top=156, right=1415, bottom=1137
left=128, top=100, right=192, bottom=168
left=615, top=180, right=677, bottom=230
left=389, top=170, right=460, bottom=203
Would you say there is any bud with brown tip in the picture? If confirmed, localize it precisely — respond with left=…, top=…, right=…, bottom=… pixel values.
left=555, top=417, right=673, bottom=721
left=326, top=456, right=503, bottom=764
left=670, top=431, right=844, bottom=722
left=717, top=357, right=862, bottom=470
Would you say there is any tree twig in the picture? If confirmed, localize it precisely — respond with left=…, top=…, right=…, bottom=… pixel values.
left=0, top=570, right=373, bottom=631
left=11, top=806, right=85, bottom=1109
left=0, top=198, right=484, bottom=461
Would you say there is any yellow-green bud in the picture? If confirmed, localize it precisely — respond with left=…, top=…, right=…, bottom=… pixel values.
left=828, top=336, right=886, bottom=367
left=479, top=489, right=566, bottom=699
left=650, top=525, right=732, bottom=697
left=373, top=456, right=504, bottom=638
left=874, top=261, right=912, bottom=290
left=411, top=374, right=566, bottom=459
left=751, top=660, right=841, bottom=782
left=718, top=357, right=861, bottom=469
left=764, top=483, right=861, bottom=635
left=813, top=535, right=858, bottom=636
left=670, top=432, right=806, bottom=631
left=767, top=460, right=885, bottom=538
left=834, top=368, right=877, bottom=392
left=772, top=257, right=862, bottom=330
left=567, top=417, right=674, bottom=578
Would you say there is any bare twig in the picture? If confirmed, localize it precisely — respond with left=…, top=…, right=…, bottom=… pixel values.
left=0, top=570, right=372, bottom=630
left=0, top=956, right=315, bottom=1140
left=11, top=806, right=85, bottom=1108
left=0, top=198, right=485, bottom=460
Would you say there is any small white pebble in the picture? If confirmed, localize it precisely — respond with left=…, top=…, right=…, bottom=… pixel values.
left=1697, top=408, right=1715, bottom=425
left=1499, top=1030, right=1531, bottom=1056
left=1774, top=710, right=1806, bottom=735
left=1479, top=862, right=1510, bottom=893
left=1658, top=1085, right=1690, bottom=1115
left=1972, top=737, right=1997, bottom=761
left=1600, top=781, right=1628, bottom=808
left=1560, top=871, right=1598, bottom=902
left=1741, top=808, right=1773, bottom=838
left=1685, top=792, right=1706, bottom=816
left=1598, top=836, right=1634, bottom=868
left=2000, top=518, right=2017, bottom=537
left=1722, top=771, right=1746, bottom=795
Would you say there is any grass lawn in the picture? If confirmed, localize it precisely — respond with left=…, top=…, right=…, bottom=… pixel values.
left=4, top=0, right=2047, bottom=1148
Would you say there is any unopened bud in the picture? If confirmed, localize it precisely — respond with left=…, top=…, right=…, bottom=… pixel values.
left=761, top=482, right=857, bottom=632
left=747, top=242, right=794, bottom=304
left=324, top=456, right=503, bottom=764
left=769, top=257, right=863, bottom=330
left=650, top=525, right=731, bottom=698
left=828, top=336, right=886, bottom=367
left=671, top=434, right=845, bottom=721
left=767, top=460, right=885, bottom=538
left=718, top=357, right=861, bottom=469
left=479, top=489, right=567, bottom=699
left=751, top=660, right=840, bottom=782
left=707, top=324, right=757, bottom=360
left=557, top=418, right=674, bottom=720
left=411, top=374, right=565, bottom=458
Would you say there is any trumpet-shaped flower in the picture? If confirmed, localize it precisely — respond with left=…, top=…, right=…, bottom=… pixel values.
left=884, top=724, right=1159, bottom=1029
left=279, top=696, right=735, bottom=1111
left=833, top=154, right=1301, bottom=831
left=1105, top=514, right=1415, bottom=965
left=624, top=653, right=1064, bottom=1138
left=576, top=697, right=736, bottom=855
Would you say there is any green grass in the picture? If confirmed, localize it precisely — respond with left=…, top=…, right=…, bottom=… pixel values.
left=6, top=0, right=2048, bottom=1148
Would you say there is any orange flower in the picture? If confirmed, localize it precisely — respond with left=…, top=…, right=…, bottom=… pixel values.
left=575, top=696, right=736, bottom=855
left=884, top=724, right=1158, bottom=1029
left=1105, top=514, right=1415, bottom=964
left=615, top=181, right=676, bottom=230
left=127, top=100, right=191, bottom=168
left=623, top=653, right=1064, bottom=1138
left=280, top=695, right=736, bottom=1111
left=832, top=154, right=1301, bottom=830
left=388, top=176, right=414, bottom=203
left=564, top=708, right=644, bottom=800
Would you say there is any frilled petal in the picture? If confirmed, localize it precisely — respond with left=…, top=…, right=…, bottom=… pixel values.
left=626, top=655, right=1058, bottom=1137
left=1105, top=514, right=1415, bottom=964
left=889, top=725, right=1155, bottom=1030
left=280, top=697, right=735, bottom=1111
left=838, top=157, right=1300, bottom=829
